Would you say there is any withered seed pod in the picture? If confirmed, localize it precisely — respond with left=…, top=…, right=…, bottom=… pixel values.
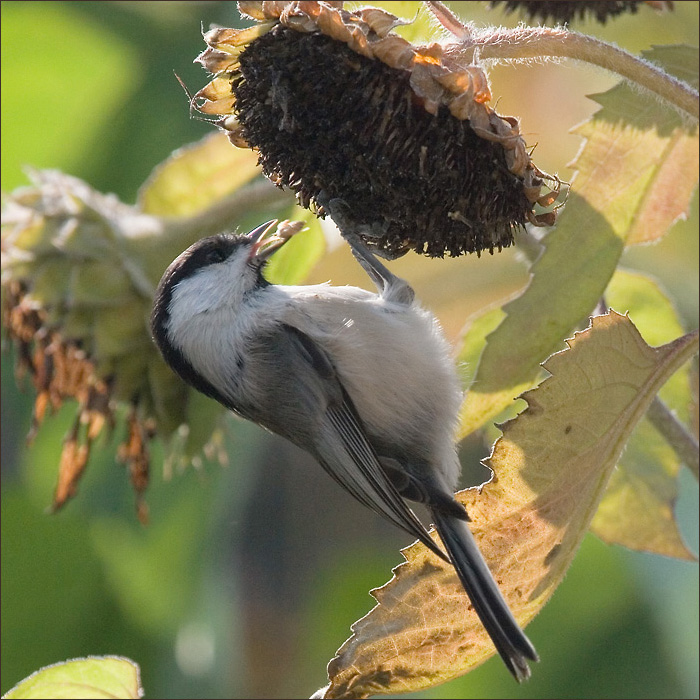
left=196, top=1, right=559, bottom=258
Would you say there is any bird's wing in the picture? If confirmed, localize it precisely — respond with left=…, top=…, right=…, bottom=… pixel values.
left=238, top=323, right=446, bottom=561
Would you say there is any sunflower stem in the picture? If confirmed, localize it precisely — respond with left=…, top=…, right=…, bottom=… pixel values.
left=171, top=179, right=291, bottom=241
left=134, top=180, right=292, bottom=288
left=424, top=0, right=472, bottom=41
left=448, top=25, right=699, bottom=120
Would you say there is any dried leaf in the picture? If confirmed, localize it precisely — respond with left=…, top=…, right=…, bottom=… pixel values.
left=324, top=313, right=699, bottom=698
left=53, top=418, right=90, bottom=512
left=458, top=45, right=699, bottom=438
left=348, top=2, right=432, bottom=43
left=2, top=656, right=142, bottom=699
left=116, top=408, right=153, bottom=525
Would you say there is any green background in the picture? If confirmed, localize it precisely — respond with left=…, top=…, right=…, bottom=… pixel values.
left=1, top=2, right=698, bottom=698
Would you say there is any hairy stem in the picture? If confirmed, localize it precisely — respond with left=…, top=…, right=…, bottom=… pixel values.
left=447, top=25, right=699, bottom=120
left=424, top=0, right=472, bottom=41
left=647, top=395, right=700, bottom=479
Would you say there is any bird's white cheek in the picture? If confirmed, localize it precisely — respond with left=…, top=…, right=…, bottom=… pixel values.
left=166, top=276, right=284, bottom=401
left=167, top=257, right=253, bottom=332
left=168, top=305, right=242, bottom=388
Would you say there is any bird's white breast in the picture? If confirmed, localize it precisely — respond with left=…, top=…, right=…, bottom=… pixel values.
left=166, top=273, right=462, bottom=491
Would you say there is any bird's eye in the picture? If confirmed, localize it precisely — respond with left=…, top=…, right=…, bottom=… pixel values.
left=205, top=247, right=227, bottom=265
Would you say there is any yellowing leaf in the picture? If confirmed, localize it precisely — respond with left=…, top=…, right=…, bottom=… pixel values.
left=324, top=313, right=698, bottom=698
left=137, top=132, right=261, bottom=217
left=3, top=656, right=142, bottom=699
left=458, top=45, right=699, bottom=438
left=583, top=46, right=699, bottom=244
left=625, top=130, right=699, bottom=244
left=591, top=269, right=695, bottom=559
left=592, top=417, right=695, bottom=559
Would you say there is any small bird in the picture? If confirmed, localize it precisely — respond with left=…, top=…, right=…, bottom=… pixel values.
left=150, top=205, right=538, bottom=681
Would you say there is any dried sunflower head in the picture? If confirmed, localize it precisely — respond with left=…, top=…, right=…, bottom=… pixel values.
left=195, top=1, right=559, bottom=258
left=1, top=170, right=227, bottom=520
left=489, top=0, right=673, bottom=25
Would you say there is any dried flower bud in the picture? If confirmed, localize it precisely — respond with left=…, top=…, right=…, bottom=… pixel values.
left=195, top=1, right=559, bottom=257
left=489, top=0, right=673, bottom=25
left=1, top=171, right=219, bottom=520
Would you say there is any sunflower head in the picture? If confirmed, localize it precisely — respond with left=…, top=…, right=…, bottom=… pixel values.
left=195, top=1, right=559, bottom=258
left=2, top=171, right=196, bottom=521
left=489, top=0, right=674, bottom=25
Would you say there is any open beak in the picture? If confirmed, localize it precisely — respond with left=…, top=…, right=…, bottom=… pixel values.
left=246, top=219, right=304, bottom=262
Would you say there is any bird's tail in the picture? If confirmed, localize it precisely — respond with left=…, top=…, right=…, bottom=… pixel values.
left=430, top=509, right=538, bottom=682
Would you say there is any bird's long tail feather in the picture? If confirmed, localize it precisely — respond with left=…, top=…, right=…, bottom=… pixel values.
left=431, top=509, right=538, bottom=682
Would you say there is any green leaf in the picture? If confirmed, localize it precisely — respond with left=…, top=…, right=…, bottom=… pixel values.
left=455, top=306, right=506, bottom=390
left=324, top=314, right=699, bottom=698
left=181, top=388, right=228, bottom=462
left=457, top=45, right=699, bottom=439
left=3, top=657, right=142, bottom=699
left=137, top=132, right=261, bottom=217
left=591, top=269, right=695, bottom=559
left=647, top=44, right=700, bottom=87
left=458, top=193, right=624, bottom=438
left=265, top=208, right=326, bottom=286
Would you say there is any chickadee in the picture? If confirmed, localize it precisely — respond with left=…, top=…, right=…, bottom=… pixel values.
left=150, top=209, right=538, bottom=681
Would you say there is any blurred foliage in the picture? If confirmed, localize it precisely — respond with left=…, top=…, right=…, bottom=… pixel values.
left=1, top=2, right=698, bottom=699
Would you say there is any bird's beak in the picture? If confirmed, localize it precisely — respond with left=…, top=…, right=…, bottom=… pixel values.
left=247, top=220, right=304, bottom=262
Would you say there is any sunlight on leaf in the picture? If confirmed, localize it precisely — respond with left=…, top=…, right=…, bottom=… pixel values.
left=3, top=656, right=142, bottom=699
left=347, top=2, right=433, bottom=43
left=625, top=130, right=698, bottom=244
left=458, top=45, right=699, bottom=439
left=456, top=306, right=506, bottom=390
left=584, top=46, right=698, bottom=244
left=137, top=132, right=261, bottom=217
left=324, top=313, right=699, bottom=698
left=591, top=269, right=696, bottom=559
left=265, top=209, right=326, bottom=286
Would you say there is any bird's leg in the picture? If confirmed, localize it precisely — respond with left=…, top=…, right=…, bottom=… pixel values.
left=325, top=198, right=415, bottom=305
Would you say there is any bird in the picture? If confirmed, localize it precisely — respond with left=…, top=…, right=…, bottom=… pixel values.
left=150, top=204, right=538, bottom=681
